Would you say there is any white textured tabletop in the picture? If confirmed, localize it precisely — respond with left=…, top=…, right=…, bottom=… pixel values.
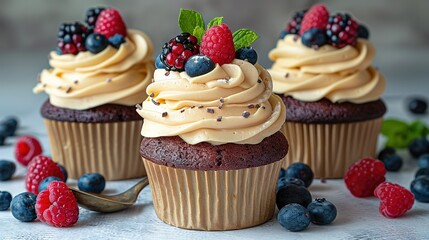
left=1, top=52, right=429, bottom=240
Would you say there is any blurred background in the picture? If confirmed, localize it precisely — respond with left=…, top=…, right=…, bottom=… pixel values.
left=1, top=0, right=429, bottom=116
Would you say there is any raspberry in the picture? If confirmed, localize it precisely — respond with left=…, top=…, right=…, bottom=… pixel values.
left=344, top=158, right=386, bottom=197
left=326, top=13, right=359, bottom=48
left=94, top=8, right=127, bottom=38
left=85, top=7, right=106, bottom=33
left=299, top=4, right=329, bottom=35
left=57, top=22, right=88, bottom=55
left=36, top=181, right=79, bottom=227
left=200, top=24, right=235, bottom=65
left=15, top=135, right=43, bottom=166
left=25, top=155, right=65, bottom=194
left=286, top=9, right=307, bottom=35
left=374, top=182, right=414, bottom=218
left=160, top=32, right=199, bottom=71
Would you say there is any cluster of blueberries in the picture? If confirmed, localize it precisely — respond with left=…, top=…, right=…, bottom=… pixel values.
left=0, top=117, right=19, bottom=146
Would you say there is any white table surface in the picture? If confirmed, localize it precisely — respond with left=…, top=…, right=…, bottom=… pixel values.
left=1, top=51, right=429, bottom=240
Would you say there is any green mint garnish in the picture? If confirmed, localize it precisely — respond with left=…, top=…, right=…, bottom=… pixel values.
left=232, top=29, right=259, bottom=51
left=192, top=26, right=205, bottom=43
left=178, top=9, right=205, bottom=34
left=381, top=118, right=429, bottom=149
left=207, top=17, right=223, bottom=29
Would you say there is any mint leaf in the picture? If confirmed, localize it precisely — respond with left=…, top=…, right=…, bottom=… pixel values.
left=207, top=17, right=223, bottom=29
left=409, top=120, right=429, bottom=136
left=385, top=132, right=410, bottom=149
left=193, top=26, right=205, bottom=43
left=232, top=29, right=259, bottom=50
left=381, top=119, right=408, bottom=137
left=178, top=9, right=205, bottom=34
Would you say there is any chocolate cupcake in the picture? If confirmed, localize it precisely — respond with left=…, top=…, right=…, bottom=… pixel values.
left=33, top=7, right=154, bottom=180
left=137, top=9, right=287, bottom=230
left=268, top=4, right=386, bottom=178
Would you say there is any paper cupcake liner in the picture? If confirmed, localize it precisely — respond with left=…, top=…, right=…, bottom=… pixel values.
left=280, top=117, right=383, bottom=179
left=143, top=158, right=282, bottom=230
left=44, top=119, right=145, bottom=180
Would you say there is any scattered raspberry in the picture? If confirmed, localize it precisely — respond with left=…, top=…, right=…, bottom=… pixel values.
left=374, top=182, right=414, bottom=218
left=299, top=4, right=329, bottom=35
left=25, top=155, right=65, bottom=194
left=36, top=181, right=79, bottom=227
left=15, top=135, right=43, bottom=166
left=344, top=158, right=386, bottom=197
left=94, top=8, right=127, bottom=38
left=326, top=13, right=359, bottom=48
left=200, top=23, right=235, bottom=65
left=160, top=32, right=199, bottom=71
left=286, top=9, right=307, bottom=35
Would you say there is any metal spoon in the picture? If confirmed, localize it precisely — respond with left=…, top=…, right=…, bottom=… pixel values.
left=70, top=177, right=149, bottom=213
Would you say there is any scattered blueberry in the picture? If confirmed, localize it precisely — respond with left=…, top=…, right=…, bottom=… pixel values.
left=1, top=116, right=19, bottom=137
left=11, top=192, right=37, bottom=222
left=377, top=147, right=396, bottom=161
left=78, top=173, right=106, bottom=193
left=410, top=176, right=429, bottom=202
left=284, top=162, right=314, bottom=187
left=38, top=176, right=62, bottom=192
left=408, top=137, right=429, bottom=158
left=408, top=98, right=427, bottom=114
left=381, top=154, right=403, bottom=172
left=155, top=54, right=166, bottom=69
left=277, top=177, right=305, bottom=192
left=418, top=154, right=429, bottom=169
left=57, top=163, right=68, bottom=182
left=276, top=184, right=312, bottom=209
left=0, top=191, right=12, bottom=211
left=0, top=136, right=5, bottom=146
left=0, top=160, right=16, bottom=181
left=235, top=47, right=258, bottom=64
left=85, top=33, right=109, bottom=54
left=279, top=30, right=289, bottom=39
left=278, top=203, right=311, bottom=232
left=415, top=168, right=429, bottom=178
left=278, top=168, right=287, bottom=180
left=307, top=198, right=337, bottom=225
left=108, top=34, right=125, bottom=48
left=357, top=24, right=369, bottom=39
left=184, top=54, right=215, bottom=77
left=301, top=28, right=327, bottom=48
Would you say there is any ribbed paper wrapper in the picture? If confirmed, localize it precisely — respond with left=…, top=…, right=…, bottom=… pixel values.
left=143, top=158, right=282, bottom=230
left=281, top=117, right=383, bottom=179
left=44, top=119, right=146, bottom=180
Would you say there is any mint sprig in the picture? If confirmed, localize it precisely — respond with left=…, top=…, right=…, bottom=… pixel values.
left=178, top=9, right=205, bottom=35
left=381, top=118, right=429, bottom=149
left=232, top=29, right=259, bottom=51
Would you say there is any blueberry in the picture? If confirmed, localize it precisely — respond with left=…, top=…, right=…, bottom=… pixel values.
left=284, top=162, right=314, bottom=187
left=301, top=28, right=327, bottom=48
left=278, top=168, right=287, bottom=180
left=78, top=173, right=106, bottom=193
left=411, top=176, right=429, bottom=202
left=235, top=47, right=258, bottom=65
left=1, top=116, right=18, bottom=136
left=85, top=33, right=109, bottom=54
left=0, top=136, right=5, bottom=146
left=108, top=34, right=125, bottom=48
left=408, top=137, right=429, bottom=158
left=278, top=203, right=310, bottom=232
left=307, top=198, right=337, bottom=225
left=184, top=54, right=215, bottom=77
left=38, top=176, right=62, bottom=192
left=155, top=54, right=166, bottom=69
left=279, top=30, right=289, bottom=39
left=381, top=154, right=403, bottom=172
left=57, top=163, right=68, bottom=182
left=408, top=98, right=427, bottom=114
left=0, top=191, right=12, bottom=211
left=0, top=160, right=16, bottom=181
left=276, top=184, right=312, bottom=209
left=357, top=24, right=370, bottom=39
left=277, top=177, right=305, bottom=192
left=11, top=192, right=37, bottom=222
left=377, top=147, right=396, bottom=161
left=418, top=154, right=429, bottom=169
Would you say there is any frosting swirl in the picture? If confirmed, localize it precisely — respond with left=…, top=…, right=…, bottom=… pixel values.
left=268, top=35, right=385, bottom=103
left=33, top=30, right=155, bottom=110
left=137, top=59, right=286, bottom=145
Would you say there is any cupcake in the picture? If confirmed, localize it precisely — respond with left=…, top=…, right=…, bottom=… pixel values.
left=268, top=4, right=386, bottom=178
left=33, top=7, right=154, bottom=180
left=138, top=9, right=287, bottom=230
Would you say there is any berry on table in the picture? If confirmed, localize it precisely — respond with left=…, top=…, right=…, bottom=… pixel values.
left=0, top=159, right=16, bottom=181
left=38, top=176, right=62, bottom=192
left=108, top=34, right=125, bottom=48
left=357, top=24, right=370, bottom=39
left=85, top=7, right=106, bottom=33
left=301, top=28, right=327, bottom=48
left=276, top=184, right=312, bottom=209
left=344, top=158, right=386, bottom=197
left=25, top=155, right=65, bottom=194
left=94, top=8, right=127, bottom=38
left=278, top=168, right=287, bottom=180
left=326, top=13, right=359, bottom=48
left=184, top=54, right=215, bottom=77
left=0, top=136, right=5, bottom=146
left=415, top=168, right=429, bottom=178
left=307, top=198, right=337, bottom=225
left=377, top=147, right=396, bottom=161
left=286, top=9, right=307, bottom=35
left=11, top=192, right=37, bottom=222
left=36, top=181, right=79, bottom=227
left=408, top=98, right=427, bottom=114
left=381, top=154, right=403, bottom=172
left=299, top=4, right=329, bottom=35
left=408, top=137, right=429, bottom=158
left=410, top=176, right=429, bottom=202
left=57, top=163, right=68, bottom=182
left=277, top=203, right=311, bottom=232
left=0, top=191, right=12, bottom=211
left=277, top=177, right=305, bottom=192
left=374, top=182, right=414, bottom=218
left=161, top=32, right=199, bottom=71
left=418, top=154, right=429, bottom=169
left=14, top=135, right=43, bottom=166
left=85, top=33, right=109, bottom=54
left=200, top=24, right=235, bottom=65
left=284, top=162, right=314, bottom=187
left=235, top=47, right=258, bottom=64
left=78, top=173, right=106, bottom=193
left=1, top=116, right=19, bottom=137
left=57, top=22, right=88, bottom=54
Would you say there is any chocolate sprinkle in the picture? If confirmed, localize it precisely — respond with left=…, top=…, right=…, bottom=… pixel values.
left=284, top=73, right=289, bottom=78
left=135, top=104, right=142, bottom=110
left=262, top=106, right=266, bottom=109
left=242, top=111, right=250, bottom=118
left=162, top=112, right=168, bottom=117
left=165, top=71, right=170, bottom=76
left=65, top=87, right=72, bottom=93
left=207, top=108, right=215, bottom=114
left=257, top=79, right=262, bottom=83
left=293, top=35, right=299, bottom=42
left=220, top=98, right=225, bottom=103
left=106, top=78, right=112, bottom=83
left=180, top=109, right=185, bottom=113
left=248, top=104, right=255, bottom=109
left=256, top=104, right=261, bottom=109
left=42, top=83, right=47, bottom=88
left=191, top=106, right=196, bottom=109
left=151, top=98, right=160, bottom=106
left=198, top=105, right=204, bottom=109
left=150, top=93, right=154, bottom=98
left=217, top=116, right=222, bottom=122
left=74, top=80, right=79, bottom=84
left=218, top=103, right=223, bottom=109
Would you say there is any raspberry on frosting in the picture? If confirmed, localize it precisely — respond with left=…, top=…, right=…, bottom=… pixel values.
left=299, top=4, right=329, bottom=35
left=200, top=24, right=236, bottom=65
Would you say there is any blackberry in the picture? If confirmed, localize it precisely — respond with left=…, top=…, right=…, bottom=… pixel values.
left=160, top=32, right=199, bottom=71
left=286, top=9, right=307, bottom=35
left=85, top=7, right=106, bottom=33
left=57, top=22, right=88, bottom=55
left=326, top=13, right=359, bottom=48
